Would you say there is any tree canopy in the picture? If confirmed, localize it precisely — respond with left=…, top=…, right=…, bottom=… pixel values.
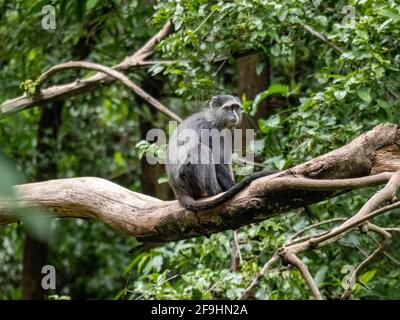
left=0, top=0, right=400, bottom=300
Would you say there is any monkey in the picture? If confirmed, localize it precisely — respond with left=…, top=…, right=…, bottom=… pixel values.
left=165, top=94, right=281, bottom=211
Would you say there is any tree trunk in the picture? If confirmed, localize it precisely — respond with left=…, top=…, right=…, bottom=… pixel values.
left=231, top=53, right=270, bottom=271
left=138, top=78, right=174, bottom=200
left=19, top=6, right=114, bottom=298
left=21, top=101, right=63, bottom=299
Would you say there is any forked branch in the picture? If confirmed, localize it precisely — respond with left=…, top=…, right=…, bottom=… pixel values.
left=0, top=123, right=399, bottom=245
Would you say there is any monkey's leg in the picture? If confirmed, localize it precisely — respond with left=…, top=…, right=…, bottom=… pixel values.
left=181, top=144, right=222, bottom=197
left=203, top=164, right=223, bottom=196
left=179, top=163, right=206, bottom=198
left=215, top=164, right=235, bottom=191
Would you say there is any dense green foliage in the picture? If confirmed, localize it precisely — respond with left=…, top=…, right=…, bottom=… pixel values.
left=0, top=0, right=400, bottom=299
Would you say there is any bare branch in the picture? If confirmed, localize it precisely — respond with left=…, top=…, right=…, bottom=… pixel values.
left=365, top=233, right=400, bottom=267
left=341, top=223, right=391, bottom=299
left=36, top=61, right=182, bottom=122
left=0, top=21, right=173, bottom=117
left=241, top=168, right=400, bottom=300
left=287, top=218, right=347, bottom=243
left=302, top=24, right=344, bottom=53
left=282, top=253, right=322, bottom=300
left=239, top=254, right=279, bottom=300
left=230, top=230, right=243, bottom=271
left=383, top=227, right=400, bottom=233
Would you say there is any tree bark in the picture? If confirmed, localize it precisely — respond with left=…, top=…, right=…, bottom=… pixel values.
left=232, top=53, right=270, bottom=271
left=21, top=101, right=63, bottom=300
left=138, top=79, right=174, bottom=200
left=237, top=53, right=270, bottom=118
left=21, top=9, right=103, bottom=298
left=0, top=123, right=398, bottom=244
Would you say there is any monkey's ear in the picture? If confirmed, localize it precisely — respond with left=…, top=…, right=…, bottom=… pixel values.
left=209, top=96, right=221, bottom=108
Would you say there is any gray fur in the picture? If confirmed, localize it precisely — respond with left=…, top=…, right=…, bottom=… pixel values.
left=166, top=94, right=246, bottom=210
left=165, top=95, right=315, bottom=218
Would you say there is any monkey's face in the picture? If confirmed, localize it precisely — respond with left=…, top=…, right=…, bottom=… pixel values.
left=220, top=102, right=242, bottom=127
left=210, top=95, right=243, bottom=128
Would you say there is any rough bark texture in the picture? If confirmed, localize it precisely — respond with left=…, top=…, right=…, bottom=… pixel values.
left=0, top=123, right=399, bottom=243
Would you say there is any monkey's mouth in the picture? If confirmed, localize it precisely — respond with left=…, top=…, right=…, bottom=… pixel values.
left=233, top=117, right=241, bottom=125
left=227, top=119, right=240, bottom=127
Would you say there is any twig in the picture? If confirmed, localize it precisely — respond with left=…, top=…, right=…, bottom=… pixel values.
left=288, top=217, right=347, bottom=243
left=234, top=156, right=269, bottom=168
left=242, top=172, right=400, bottom=300
left=384, top=227, right=400, bottom=233
left=131, top=274, right=180, bottom=300
left=307, top=173, right=400, bottom=248
left=341, top=223, right=391, bottom=299
left=282, top=253, right=322, bottom=300
left=365, top=233, right=400, bottom=267
left=382, top=251, right=400, bottom=267
left=193, top=8, right=218, bottom=34
left=338, top=172, right=400, bottom=230
left=230, top=229, right=243, bottom=271
left=302, top=24, right=344, bottom=53
left=239, top=254, right=279, bottom=300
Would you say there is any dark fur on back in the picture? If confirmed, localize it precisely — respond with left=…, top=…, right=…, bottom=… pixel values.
left=166, top=95, right=275, bottom=211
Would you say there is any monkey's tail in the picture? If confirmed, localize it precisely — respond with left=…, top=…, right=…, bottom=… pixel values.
left=181, top=170, right=275, bottom=211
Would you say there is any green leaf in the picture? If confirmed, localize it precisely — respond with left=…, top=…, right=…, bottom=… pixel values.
left=378, top=9, right=400, bottom=21
left=314, top=266, right=328, bottom=286
left=274, top=159, right=286, bottom=170
left=334, top=90, right=347, bottom=100
left=357, top=87, right=372, bottom=103
left=86, top=0, right=98, bottom=12
left=252, top=84, right=288, bottom=116
left=359, top=269, right=377, bottom=284
left=157, top=176, right=169, bottom=184
left=192, top=288, right=203, bottom=300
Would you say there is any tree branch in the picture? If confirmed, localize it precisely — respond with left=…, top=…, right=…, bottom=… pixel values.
left=240, top=172, right=400, bottom=300
left=281, top=253, right=322, bottom=300
left=0, top=123, right=399, bottom=244
left=239, top=254, right=279, bottom=300
left=0, top=21, right=173, bottom=117
left=36, top=61, right=182, bottom=122
left=302, top=24, right=344, bottom=54
left=341, top=223, right=391, bottom=299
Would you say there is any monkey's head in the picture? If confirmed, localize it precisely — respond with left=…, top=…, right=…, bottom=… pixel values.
left=209, top=94, right=243, bottom=128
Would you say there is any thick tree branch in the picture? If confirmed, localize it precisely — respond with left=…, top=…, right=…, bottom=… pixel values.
left=0, top=123, right=399, bottom=244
